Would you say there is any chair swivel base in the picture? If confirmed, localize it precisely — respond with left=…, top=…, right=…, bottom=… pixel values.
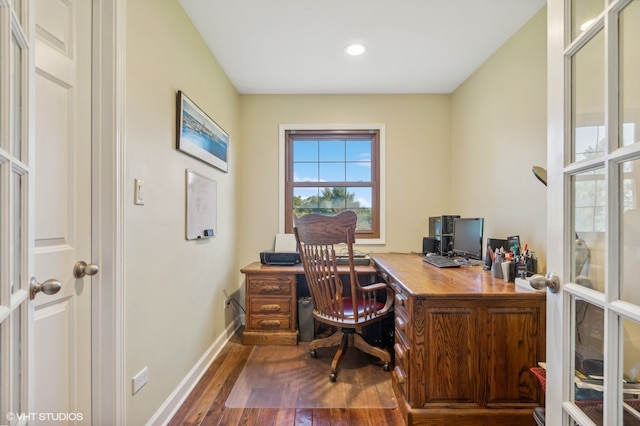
left=309, top=328, right=391, bottom=382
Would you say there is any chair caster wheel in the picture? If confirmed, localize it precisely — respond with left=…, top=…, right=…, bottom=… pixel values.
left=383, top=362, right=391, bottom=371
left=310, top=349, right=316, bottom=358
left=330, top=373, right=337, bottom=382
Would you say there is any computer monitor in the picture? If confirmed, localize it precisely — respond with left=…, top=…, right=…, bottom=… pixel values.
left=452, top=218, right=484, bottom=260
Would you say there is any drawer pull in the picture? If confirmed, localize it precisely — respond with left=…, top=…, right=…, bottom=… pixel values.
left=395, top=316, right=407, bottom=332
left=260, top=304, right=281, bottom=312
left=393, top=366, right=406, bottom=384
left=262, top=285, right=282, bottom=292
left=394, top=293, right=405, bottom=306
left=260, top=320, right=281, bottom=327
left=394, top=343, right=406, bottom=360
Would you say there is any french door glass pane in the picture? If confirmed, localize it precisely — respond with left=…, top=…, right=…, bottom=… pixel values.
left=619, top=0, right=640, bottom=148
left=10, top=0, right=22, bottom=23
left=622, top=318, right=640, bottom=424
left=621, top=158, right=640, bottom=304
left=11, top=171, right=21, bottom=295
left=10, top=307, right=22, bottom=417
left=573, top=168, right=605, bottom=289
left=10, top=30, right=23, bottom=161
left=574, top=296, right=604, bottom=424
left=3, top=1, right=28, bottom=424
left=570, top=0, right=604, bottom=41
left=572, top=30, right=605, bottom=163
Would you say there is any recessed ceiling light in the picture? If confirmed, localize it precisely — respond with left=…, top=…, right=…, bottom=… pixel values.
left=345, top=43, right=366, bottom=56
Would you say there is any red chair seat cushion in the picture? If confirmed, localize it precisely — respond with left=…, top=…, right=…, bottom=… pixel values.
left=342, top=297, right=384, bottom=316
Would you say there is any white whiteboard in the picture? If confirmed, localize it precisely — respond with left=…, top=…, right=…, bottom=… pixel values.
left=186, top=169, right=217, bottom=240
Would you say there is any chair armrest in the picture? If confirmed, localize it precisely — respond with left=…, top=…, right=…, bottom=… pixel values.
left=359, top=282, right=388, bottom=292
left=359, top=282, right=394, bottom=313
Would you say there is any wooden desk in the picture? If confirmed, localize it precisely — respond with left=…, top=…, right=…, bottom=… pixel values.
left=240, top=261, right=377, bottom=346
left=370, top=253, right=545, bottom=426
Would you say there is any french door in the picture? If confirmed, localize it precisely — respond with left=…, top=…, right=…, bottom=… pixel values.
left=1, top=0, right=98, bottom=424
left=0, top=0, right=32, bottom=423
left=547, top=0, right=640, bottom=424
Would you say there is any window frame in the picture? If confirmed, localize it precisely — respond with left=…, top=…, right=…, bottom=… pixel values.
left=279, top=124, right=386, bottom=244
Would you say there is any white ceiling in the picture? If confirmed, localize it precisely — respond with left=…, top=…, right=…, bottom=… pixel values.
left=178, top=0, right=546, bottom=95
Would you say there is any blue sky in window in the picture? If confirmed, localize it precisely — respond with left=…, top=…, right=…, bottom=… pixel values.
left=294, top=140, right=372, bottom=208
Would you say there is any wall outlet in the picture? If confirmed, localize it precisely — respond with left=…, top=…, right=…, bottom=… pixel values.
left=132, top=366, right=148, bottom=395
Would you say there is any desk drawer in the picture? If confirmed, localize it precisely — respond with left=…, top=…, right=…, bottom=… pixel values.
left=248, top=275, right=294, bottom=296
left=249, top=297, right=292, bottom=315
left=394, top=341, right=409, bottom=387
left=394, top=292, right=410, bottom=323
left=393, top=364, right=408, bottom=398
left=249, top=315, right=292, bottom=331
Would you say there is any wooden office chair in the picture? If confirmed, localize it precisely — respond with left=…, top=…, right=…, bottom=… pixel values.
left=293, top=211, right=393, bottom=382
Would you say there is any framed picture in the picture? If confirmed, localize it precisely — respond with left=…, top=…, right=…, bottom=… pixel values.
left=176, top=90, right=229, bottom=172
left=507, top=235, right=521, bottom=254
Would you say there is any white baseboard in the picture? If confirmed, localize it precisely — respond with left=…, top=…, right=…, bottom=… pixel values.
left=147, top=316, right=242, bottom=426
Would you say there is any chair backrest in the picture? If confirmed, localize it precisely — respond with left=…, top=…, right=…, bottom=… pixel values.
left=293, top=211, right=365, bottom=325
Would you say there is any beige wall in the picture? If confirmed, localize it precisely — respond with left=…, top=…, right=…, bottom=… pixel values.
left=237, top=95, right=452, bottom=266
left=451, top=6, right=548, bottom=271
left=126, top=1, right=240, bottom=424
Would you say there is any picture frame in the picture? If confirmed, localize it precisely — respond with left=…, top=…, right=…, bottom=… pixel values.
left=507, top=235, right=521, bottom=254
left=176, top=90, right=229, bottom=172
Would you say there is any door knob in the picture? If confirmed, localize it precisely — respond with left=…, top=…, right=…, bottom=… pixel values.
left=73, top=261, right=100, bottom=278
left=528, top=272, right=560, bottom=293
left=30, top=277, right=62, bottom=300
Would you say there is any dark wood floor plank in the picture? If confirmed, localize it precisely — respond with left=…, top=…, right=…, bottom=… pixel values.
left=168, top=343, right=253, bottom=425
left=169, top=327, right=404, bottom=426
left=329, top=407, right=353, bottom=425
left=237, top=407, right=261, bottom=426
left=215, top=407, right=244, bottom=426
left=294, top=408, right=313, bottom=426
left=273, top=408, right=297, bottom=425
left=199, top=345, right=254, bottom=424
left=310, top=409, right=332, bottom=426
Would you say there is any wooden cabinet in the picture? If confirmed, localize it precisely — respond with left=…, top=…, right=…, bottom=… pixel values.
left=371, top=253, right=545, bottom=426
left=241, top=264, right=298, bottom=346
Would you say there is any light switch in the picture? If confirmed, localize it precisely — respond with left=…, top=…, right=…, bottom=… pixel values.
left=134, top=178, right=145, bottom=205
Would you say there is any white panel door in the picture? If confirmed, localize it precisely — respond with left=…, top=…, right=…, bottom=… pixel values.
left=546, top=0, right=640, bottom=424
left=32, top=0, right=93, bottom=423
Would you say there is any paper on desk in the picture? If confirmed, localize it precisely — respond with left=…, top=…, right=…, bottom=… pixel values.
left=275, top=234, right=297, bottom=252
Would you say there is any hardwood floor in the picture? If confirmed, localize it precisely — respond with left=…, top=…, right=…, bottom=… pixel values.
left=168, top=327, right=404, bottom=426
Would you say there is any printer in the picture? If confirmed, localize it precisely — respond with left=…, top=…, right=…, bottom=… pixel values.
left=260, top=234, right=300, bottom=266
left=260, top=250, right=300, bottom=266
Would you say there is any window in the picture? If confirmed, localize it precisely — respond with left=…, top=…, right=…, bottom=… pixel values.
left=282, top=126, right=383, bottom=240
